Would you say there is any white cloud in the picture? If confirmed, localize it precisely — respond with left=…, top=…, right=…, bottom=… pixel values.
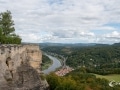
left=94, top=26, right=116, bottom=31
left=0, top=0, right=120, bottom=43
left=93, top=31, right=120, bottom=44
left=105, top=31, right=120, bottom=39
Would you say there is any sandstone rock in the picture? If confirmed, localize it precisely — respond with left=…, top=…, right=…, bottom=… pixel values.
left=0, top=44, right=49, bottom=90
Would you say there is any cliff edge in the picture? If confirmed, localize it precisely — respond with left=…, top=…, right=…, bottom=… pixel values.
left=0, top=44, right=48, bottom=90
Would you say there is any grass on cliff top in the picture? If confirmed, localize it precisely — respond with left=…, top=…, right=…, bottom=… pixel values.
left=94, top=74, right=120, bottom=82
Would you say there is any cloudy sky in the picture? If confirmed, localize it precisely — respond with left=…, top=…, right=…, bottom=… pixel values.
left=0, top=0, right=120, bottom=44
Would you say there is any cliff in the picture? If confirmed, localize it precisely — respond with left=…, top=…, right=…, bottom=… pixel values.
left=0, top=44, right=49, bottom=90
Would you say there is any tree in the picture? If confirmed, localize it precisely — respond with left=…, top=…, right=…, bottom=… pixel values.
left=0, top=10, right=15, bottom=36
left=0, top=27, right=3, bottom=43
left=0, top=10, right=21, bottom=44
left=0, top=27, right=2, bottom=35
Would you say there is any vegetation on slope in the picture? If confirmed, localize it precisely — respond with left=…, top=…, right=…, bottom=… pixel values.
left=41, top=54, right=52, bottom=70
left=42, top=45, right=120, bottom=75
left=46, top=68, right=120, bottom=90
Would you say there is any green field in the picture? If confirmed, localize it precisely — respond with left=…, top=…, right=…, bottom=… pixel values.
left=94, top=74, right=120, bottom=82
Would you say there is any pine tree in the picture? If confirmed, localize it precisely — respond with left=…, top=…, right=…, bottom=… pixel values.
left=0, top=10, right=15, bottom=36
left=0, top=10, right=21, bottom=44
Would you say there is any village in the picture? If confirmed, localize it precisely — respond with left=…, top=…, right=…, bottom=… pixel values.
left=55, top=66, right=74, bottom=76
left=54, top=56, right=74, bottom=76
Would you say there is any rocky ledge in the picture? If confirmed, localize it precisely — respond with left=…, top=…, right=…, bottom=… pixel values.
left=0, top=44, right=49, bottom=90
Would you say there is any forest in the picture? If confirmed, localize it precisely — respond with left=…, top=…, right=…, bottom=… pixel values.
left=42, top=44, right=120, bottom=75
left=46, top=68, right=120, bottom=90
left=41, top=43, right=120, bottom=89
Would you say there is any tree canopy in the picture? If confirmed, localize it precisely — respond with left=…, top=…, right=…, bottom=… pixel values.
left=42, top=45, right=120, bottom=75
left=0, top=10, right=21, bottom=44
left=46, top=70, right=120, bottom=90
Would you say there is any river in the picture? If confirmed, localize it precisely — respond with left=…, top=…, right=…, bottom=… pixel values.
left=42, top=54, right=62, bottom=74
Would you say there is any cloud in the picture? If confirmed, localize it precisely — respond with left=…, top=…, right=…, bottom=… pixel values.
left=105, top=31, right=120, bottom=39
left=93, top=31, right=120, bottom=44
left=0, top=0, right=120, bottom=43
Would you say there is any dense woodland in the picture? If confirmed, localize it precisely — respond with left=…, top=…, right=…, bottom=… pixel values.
left=42, top=44, right=120, bottom=89
left=67, top=46, right=120, bottom=75
left=0, top=10, right=21, bottom=44
left=42, top=44, right=120, bottom=75
left=46, top=68, right=120, bottom=90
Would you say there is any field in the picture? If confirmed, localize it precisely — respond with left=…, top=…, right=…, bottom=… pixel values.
left=94, top=74, right=120, bottom=81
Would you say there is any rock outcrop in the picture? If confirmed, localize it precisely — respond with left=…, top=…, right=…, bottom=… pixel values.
left=0, top=44, right=49, bottom=90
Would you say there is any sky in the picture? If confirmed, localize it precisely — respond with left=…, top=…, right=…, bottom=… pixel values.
left=0, top=0, right=120, bottom=44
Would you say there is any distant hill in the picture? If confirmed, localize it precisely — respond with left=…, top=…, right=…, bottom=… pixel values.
left=112, top=42, right=120, bottom=46
left=39, top=43, right=112, bottom=48
left=39, top=43, right=96, bottom=47
left=95, top=44, right=110, bottom=46
left=22, top=42, right=119, bottom=48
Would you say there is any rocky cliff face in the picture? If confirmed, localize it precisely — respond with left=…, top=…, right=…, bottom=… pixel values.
left=0, top=44, right=49, bottom=90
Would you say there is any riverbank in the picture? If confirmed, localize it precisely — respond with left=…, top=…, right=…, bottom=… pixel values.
left=41, top=54, right=53, bottom=70
left=55, top=66, right=74, bottom=76
left=42, top=54, right=62, bottom=74
left=42, top=53, right=74, bottom=76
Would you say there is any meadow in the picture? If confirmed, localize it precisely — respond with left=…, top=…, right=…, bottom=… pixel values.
left=95, top=74, right=120, bottom=82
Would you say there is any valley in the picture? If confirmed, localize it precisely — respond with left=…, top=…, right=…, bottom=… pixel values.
left=40, top=43, right=120, bottom=90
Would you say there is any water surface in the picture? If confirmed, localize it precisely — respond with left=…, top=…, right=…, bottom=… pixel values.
left=43, top=54, right=61, bottom=74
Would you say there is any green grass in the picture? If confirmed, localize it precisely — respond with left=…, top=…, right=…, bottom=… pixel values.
left=94, top=74, right=120, bottom=82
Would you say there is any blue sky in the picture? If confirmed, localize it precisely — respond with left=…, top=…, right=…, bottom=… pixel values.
left=0, top=0, right=120, bottom=44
